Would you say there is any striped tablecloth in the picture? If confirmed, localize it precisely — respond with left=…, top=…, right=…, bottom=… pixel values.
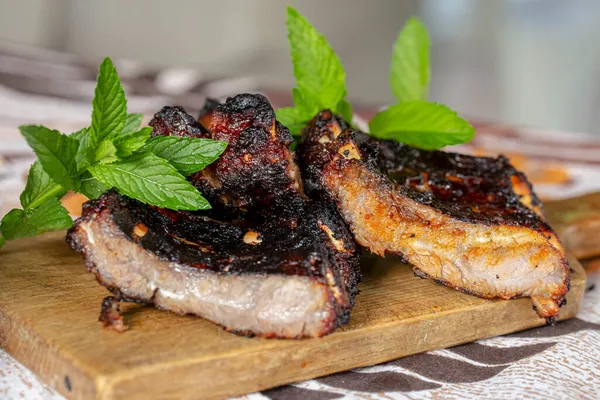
left=0, top=44, right=598, bottom=400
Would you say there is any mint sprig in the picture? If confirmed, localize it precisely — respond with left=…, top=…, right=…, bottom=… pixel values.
left=368, top=17, right=474, bottom=150
left=0, top=57, right=226, bottom=250
left=276, top=6, right=352, bottom=135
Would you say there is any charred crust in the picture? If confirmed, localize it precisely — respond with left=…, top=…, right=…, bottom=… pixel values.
left=66, top=189, right=362, bottom=336
left=298, top=112, right=560, bottom=233
left=99, top=296, right=128, bottom=332
left=149, top=105, right=210, bottom=138
left=198, top=98, right=221, bottom=129
left=153, top=94, right=305, bottom=214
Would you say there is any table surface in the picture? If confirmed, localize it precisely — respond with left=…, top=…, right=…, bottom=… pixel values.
left=0, top=44, right=599, bottom=400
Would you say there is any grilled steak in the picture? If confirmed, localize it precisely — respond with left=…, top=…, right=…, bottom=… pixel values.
left=298, top=110, right=569, bottom=320
left=67, top=95, right=361, bottom=338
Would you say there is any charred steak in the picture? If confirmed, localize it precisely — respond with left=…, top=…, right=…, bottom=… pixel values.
left=298, top=110, right=569, bottom=320
left=67, top=95, right=361, bottom=338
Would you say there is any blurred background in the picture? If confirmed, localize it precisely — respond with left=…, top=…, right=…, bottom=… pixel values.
left=1, top=0, right=600, bottom=134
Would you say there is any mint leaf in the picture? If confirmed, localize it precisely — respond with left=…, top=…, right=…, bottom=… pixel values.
left=90, top=57, right=127, bottom=146
left=275, top=107, right=310, bottom=136
left=20, top=161, right=66, bottom=209
left=114, top=127, right=152, bottom=158
left=70, top=127, right=89, bottom=141
left=121, top=113, right=144, bottom=134
left=143, top=136, right=227, bottom=176
left=89, top=152, right=211, bottom=210
left=78, top=172, right=108, bottom=199
left=369, top=101, right=474, bottom=150
left=0, top=235, right=5, bottom=250
left=291, top=88, right=318, bottom=115
left=390, top=17, right=430, bottom=102
left=95, top=139, right=119, bottom=164
left=71, top=127, right=94, bottom=172
left=0, top=198, right=72, bottom=241
left=286, top=6, right=347, bottom=111
left=19, top=125, right=79, bottom=189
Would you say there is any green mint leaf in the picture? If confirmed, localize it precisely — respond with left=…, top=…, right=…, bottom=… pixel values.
left=121, top=113, right=144, bottom=134
left=0, top=198, right=72, bottom=241
left=286, top=6, right=347, bottom=111
left=0, top=235, right=5, bottom=250
left=90, top=57, right=127, bottom=146
left=291, top=88, right=318, bottom=115
left=78, top=172, right=108, bottom=199
left=114, top=127, right=152, bottom=158
left=390, top=17, right=430, bottom=102
left=19, top=125, right=79, bottom=189
left=20, top=161, right=66, bottom=209
left=71, top=127, right=94, bottom=172
left=369, top=101, right=474, bottom=150
left=275, top=107, right=309, bottom=136
left=88, top=152, right=211, bottom=210
left=70, top=127, right=89, bottom=141
left=95, top=139, right=119, bottom=164
left=143, top=136, right=227, bottom=176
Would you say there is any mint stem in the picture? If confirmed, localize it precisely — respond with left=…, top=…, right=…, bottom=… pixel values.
left=27, top=185, right=65, bottom=210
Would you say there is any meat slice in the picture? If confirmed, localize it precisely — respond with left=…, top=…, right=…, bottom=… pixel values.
left=68, top=96, right=361, bottom=338
left=298, top=110, right=569, bottom=320
left=151, top=94, right=305, bottom=214
left=67, top=190, right=360, bottom=338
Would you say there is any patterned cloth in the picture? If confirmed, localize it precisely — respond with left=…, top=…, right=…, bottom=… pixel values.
left=0, top=44, right=599, bottom=400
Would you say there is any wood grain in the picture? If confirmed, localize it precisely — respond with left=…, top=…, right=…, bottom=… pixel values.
left=545, top=192, right=600, bottom=260
left=0, top=233, right=586, bottom=400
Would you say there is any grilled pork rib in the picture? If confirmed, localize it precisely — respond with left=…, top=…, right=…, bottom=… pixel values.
left=298, top=111, right=569, bottom=320
left=67, top=95, right=361, bottom=338
left=67, top=191, right=359, bottom=338
left=151, top=94, right=305, bottom=213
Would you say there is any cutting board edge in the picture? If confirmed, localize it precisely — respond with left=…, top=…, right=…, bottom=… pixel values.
left=0, top=306, right=99, bottom=399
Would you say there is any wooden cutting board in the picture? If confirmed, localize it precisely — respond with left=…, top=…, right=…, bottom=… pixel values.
left=0, top=194, right=595, bottom=400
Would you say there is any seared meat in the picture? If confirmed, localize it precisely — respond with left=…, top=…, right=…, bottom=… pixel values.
left=68, top=96, right=361, bottom=338
left=67, top=191, right=359, bottom=338
left=151, top=94, right=305, bottom=213
left=298, top=110, right=569, bottom=320
left=99, top=296, right=128, bottom=332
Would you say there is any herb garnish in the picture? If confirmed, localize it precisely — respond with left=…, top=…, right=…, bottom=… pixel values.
left=281, top=7, right=474, bottom=150
left=0, top=57, right=226, bottom=249
left=368, top=17, right=474, bottom=149
left=275, top=6, right=352, bottom=135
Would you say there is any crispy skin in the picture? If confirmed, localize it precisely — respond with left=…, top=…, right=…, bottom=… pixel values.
left=298, top=110, right=569, bottom=320
left=151, top=94, right=305, bottom=213
left=67, top=190, right=360, bottom=338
